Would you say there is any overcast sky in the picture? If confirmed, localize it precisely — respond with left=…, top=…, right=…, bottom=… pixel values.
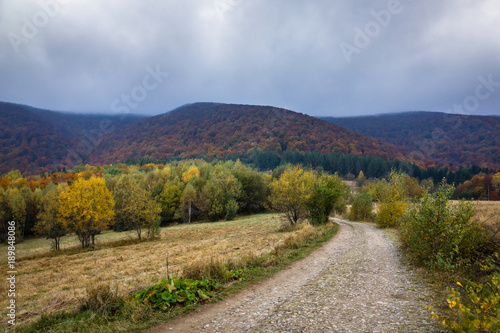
left=1, top=0, right=499, bottom=117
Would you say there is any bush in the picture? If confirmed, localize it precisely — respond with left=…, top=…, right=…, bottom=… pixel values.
left=306, top=174, right=348, bottom=225
left=444, top=254, right=500, bottom=332
left=349, top=192, right=374, bottom=221
left=400, top=181, right=487, bottom=270
left=377, top=200, right=407, bottom=227
left=375, top=171, right=408, bottom=227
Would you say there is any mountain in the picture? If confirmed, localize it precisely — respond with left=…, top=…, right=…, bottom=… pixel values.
left=0, top=102, right=144, bottom=174
left=322, top=112, right=500, bottom=169
left=89, top=103, right=405, bottom=165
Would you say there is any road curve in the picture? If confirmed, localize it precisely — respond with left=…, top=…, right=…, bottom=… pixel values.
left=146, top=219, right=443, bottom=333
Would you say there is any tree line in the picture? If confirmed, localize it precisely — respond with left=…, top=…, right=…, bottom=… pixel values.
left=124, top=150, right=496, bottom=185
left=0, top=160, right=350, bottom=249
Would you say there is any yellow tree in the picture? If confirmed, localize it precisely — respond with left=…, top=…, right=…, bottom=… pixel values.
left=182, top=166, right=200, bottom=184
left=270, top=165, right=316, bottom=225
left=58, top=176, right=114, bottom=248
left=376, top=171, right=408, bottom=227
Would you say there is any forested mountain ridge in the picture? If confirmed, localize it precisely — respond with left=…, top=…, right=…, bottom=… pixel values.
left=0, top=102, right=144, bottom=174
left=88, top=103, right=405, bottom=165
left=4, top=102, right=497, bottom=175
left=322, top=112, right=500, bottom=169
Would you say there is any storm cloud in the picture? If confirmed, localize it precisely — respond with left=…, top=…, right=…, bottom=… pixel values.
left=1, top=0, right=499, bottom=116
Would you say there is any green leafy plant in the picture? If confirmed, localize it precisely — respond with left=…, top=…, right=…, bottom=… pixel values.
left=226, top=269, right=246, bottom=280
left=400, top=180, right=486, bottom=270
left=349, top=192, right=374, bottom=221
left=443, top=254, right=500, bottom=332
left=132, top=278, right=223, bottom=310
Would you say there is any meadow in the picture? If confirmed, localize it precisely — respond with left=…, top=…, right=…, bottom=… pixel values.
left=0, top=213, right=301, bottom=328
left=471, top=200, right=500, bottom=227
left=451, top=200, right=500, bottom=244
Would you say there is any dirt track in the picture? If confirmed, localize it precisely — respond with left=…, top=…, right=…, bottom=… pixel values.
left=146, top=219, right=443, bottom=332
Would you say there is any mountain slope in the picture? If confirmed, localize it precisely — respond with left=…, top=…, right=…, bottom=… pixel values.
left=89, top=103, right=405, bottom=165
left=322, top=112, right=500, bottom=169
left=0, top=102, right=144, bottom=174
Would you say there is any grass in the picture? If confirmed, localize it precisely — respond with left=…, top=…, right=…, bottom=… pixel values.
left=1, top=213, right=339, bottom=332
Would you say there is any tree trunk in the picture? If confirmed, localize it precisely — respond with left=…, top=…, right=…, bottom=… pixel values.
left=188, top=202, right=192, bottom=223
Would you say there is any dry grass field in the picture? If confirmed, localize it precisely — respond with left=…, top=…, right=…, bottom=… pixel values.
left=469, top=201, right=500, bottom=228
left=469, top=201, right=500, bottom=245
left=450, top=200, right=500, bottom=239
left=0, top=213, right=297, bottom=327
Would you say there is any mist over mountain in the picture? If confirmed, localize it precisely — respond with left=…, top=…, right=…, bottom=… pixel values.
left=0, top=102, right=144, bottom=174
left=322, top=112, right=500, bottom=169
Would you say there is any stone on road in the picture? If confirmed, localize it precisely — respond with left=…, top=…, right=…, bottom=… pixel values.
left=146, top=219, right=443, bottom=333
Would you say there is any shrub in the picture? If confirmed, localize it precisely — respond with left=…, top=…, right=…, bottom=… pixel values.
left=306, top=174, right=348, bottom=225
left=400, top=181, right=487, bottom=270
left=349, top=192, right=374, bottom=221
left=375, top=171, right=408, bottom=228
left=377, top=200, right=407, bottom=227
left=443, top=254, right=500, bottom=332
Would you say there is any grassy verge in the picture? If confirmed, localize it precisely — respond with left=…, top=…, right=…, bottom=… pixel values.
left=13, top=220, right=339, bottom=333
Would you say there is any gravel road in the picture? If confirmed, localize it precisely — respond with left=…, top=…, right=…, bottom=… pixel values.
left=146, top=219, right=443, bottom=333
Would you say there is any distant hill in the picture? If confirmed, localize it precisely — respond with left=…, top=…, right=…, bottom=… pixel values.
left=322, top=112, right=500, bottom=169
left=11, top=102, right=497, bottom=175
left=0, top=102, right=144, bottom=174
left=89, top=103, right=405, bottom=165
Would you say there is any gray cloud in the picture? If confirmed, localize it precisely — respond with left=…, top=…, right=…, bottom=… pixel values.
left=0, top=0, right=499, bottom=117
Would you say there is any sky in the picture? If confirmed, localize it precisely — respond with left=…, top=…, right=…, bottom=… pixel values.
left=1, top=0, right=499, bottom=117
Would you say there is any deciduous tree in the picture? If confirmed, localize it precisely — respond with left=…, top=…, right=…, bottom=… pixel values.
left=181, top=184, right=197, bottom=223
left=200, top=167, right=241, bottom=221
left=58, top=176, right=114, bottom=248
left=307, top=173, right=348, bottom=225
left=35, top=190, right=65, bottom=250
left=270, top=166, right=315, bottom=225
left=182, top=166, right=200, bottom=184
left=114, top=175, right=161, bottom=239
